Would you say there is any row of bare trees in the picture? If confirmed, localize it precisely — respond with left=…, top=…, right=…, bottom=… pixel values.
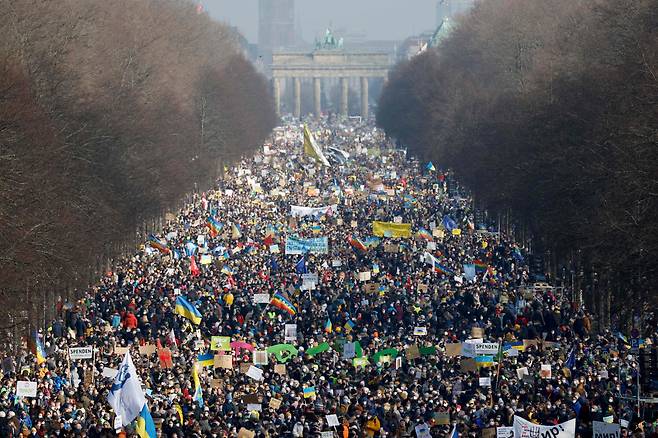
left=0, top=0, right=276, bottom=335
left=377, top=0, right=657, bottom=331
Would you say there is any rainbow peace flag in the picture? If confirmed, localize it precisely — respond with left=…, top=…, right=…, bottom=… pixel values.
left=147, top=234, right=170, bottom=254
left=347, top=236, right=367, bottom=252
left=270, top=293, right=297, bottom=316
left=474, top=260, right=488, bottom=272
left=417, top=228, right=433, bottom=241
left=206, top=217, right=224, bottom=237
left=31, top=330, right=47, bottom=365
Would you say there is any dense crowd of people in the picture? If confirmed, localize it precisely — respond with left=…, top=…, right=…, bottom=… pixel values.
left=0, top=117, right=656, bottom=437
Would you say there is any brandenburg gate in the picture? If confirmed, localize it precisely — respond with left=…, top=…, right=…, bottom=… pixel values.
left=271, top=32, right=391, bottom=119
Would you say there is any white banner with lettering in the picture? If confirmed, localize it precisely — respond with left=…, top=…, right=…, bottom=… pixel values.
left=290, top=205, right=337, bottom=218
left=513, top=416, right=575, bottom=438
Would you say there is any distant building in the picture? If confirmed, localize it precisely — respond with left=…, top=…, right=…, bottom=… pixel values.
left=398, top=17, right=455, bottom=62
left=436, top=0, right=475, bottom=24
left=258, top=0, right=296, bottom=59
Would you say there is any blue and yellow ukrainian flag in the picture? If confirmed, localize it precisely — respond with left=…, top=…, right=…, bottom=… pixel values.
left=476, top=355, right=494, bottom=367
left=175, top=296, right=202, bottom=325
left=197, top=352, right=214, bottom=368
left=303, top=386, right=316, bottom=398
left=135, top=404, right=157, bottom=438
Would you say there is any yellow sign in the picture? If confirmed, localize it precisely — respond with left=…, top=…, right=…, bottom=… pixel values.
left=372, top=221, right=412, bottom=238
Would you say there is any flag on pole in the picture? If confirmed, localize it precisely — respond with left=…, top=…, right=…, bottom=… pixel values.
left=135, top=403, right=157, bottom=438
left=147, top=234, right=170, bottom=254
left=295, top=256, right=307, bottom=274
left=303, top=125, right=331, bottom=167
left=192, top=362, right=203, bottom=408
left=174, top=296, right=202, bottom=325
left=231, top=223, right=242, bottom=239
left=270, top=293, right=297, bottom=316
left=324, top=318, right=333, bottom=333
left=107, top=352, right=147, bottom=426
left=197, top=352, right=214, bottom=368
left=29, top=330, right=47, bottom=365
left=426, top=161, right=436, bottom=172
left=189, top=256, right=201, bottom=277
left=448, top=424, right=458, bottom=438
left=206, top=217, right=224, bottom=237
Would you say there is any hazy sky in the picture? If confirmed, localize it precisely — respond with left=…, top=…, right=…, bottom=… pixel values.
left=204, top=0, right=439, bottom=43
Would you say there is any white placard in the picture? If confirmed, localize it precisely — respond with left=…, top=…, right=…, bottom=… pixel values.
left=16, top=381, right=37, bottom=398
left=474, top=343, right=499, bottom=355
left=284, top=324, right=297, bottom=342
left=413, top=327, right=427, bottom=336
left=479, top=377, right=492, bottom=387
left=253, top=294, right=270, bottom=304
left=69, top=346, right=93, bottom=360
left=321, top=432, right=333, bottom=438
left=246, top=366, right=264, bottom=381
left=326, top=414, right=340, bottom=427
left=497, top=426, right=514, bottom=438
left=516, top=367, right=529, bottom=379
left=102, top=367, right=118, bottom=379
left=246, top=403, right=262, bottom=412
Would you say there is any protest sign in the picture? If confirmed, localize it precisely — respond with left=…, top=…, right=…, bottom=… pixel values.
left=482, top=428, right=496, bottom=438
left=406, top=344, right=420, bottom=360
left=69, top=346, right=93, bottom=360
left=326, top=414, right=340, bottom=427
left=474, top=343, right=499, bottom=355
left=516, top=367, right=529, bottom=379
left=593, top=421, right=620, bottom=438
left=540, top=364, right=552, bottom=379
left=211, top=336, right=231, bottom=351
left=372, top=221, right=412, bottom=238
left=269, top=398, right=282, bottom=409
left=214, top=354, right=233, bottom=369
left=102, top=367, right=118, bottom=379
left=513, top=416, right=575, bottom=438
left=433, top=412, right=450, bottom=425
left=253, top=350, right=268, bottom=365
left=16, top=381, right=38, bottom=397
left=285, top=236, right=328, bottom=254
left=415, top=423, right=431, bottom=438
left=284, top=324, right=297, bottom=341
left=253, top=294, right=270, bottom=304
left=445, top=343, right=462, bottom=357
left=246, top=365, right=263, bottom=381
left=138, top=344, right=156, bottom=356
left=497, top=427, right=514, bottom=438
left=479, top=377, right=492, bottom=387
left=414, top=327, right=428, bottom=336
left=237, top=428, right=255, bottom=438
